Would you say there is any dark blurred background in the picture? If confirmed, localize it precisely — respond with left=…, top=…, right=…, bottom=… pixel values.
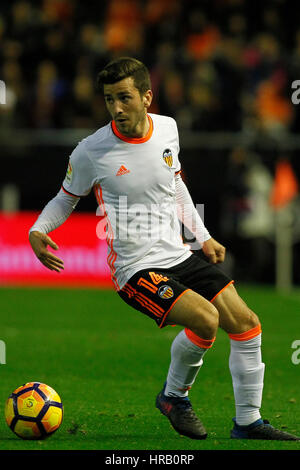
left=1, top=0, right=300, bottom=286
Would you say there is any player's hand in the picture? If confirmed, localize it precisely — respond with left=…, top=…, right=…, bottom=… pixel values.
left=29, top=231, right=64, bottom=272
left=202, top=237, right=226, bottom=264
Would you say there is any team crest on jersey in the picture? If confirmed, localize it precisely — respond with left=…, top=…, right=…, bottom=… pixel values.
left=163, top=149, right=173, bottom=168
left=65, top=161, right=73, bottom=184
left=158, top=285, right=174, bottom=299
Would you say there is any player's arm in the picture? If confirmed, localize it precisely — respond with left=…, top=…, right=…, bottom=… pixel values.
left=29, top=189, right=80, bottom=272
left=29, top=140, right=95, bottom=271
left=175, top=173, right=225, bottom=264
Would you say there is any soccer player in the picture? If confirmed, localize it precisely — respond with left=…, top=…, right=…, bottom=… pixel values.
left=29, top=57, right=299, bottom=441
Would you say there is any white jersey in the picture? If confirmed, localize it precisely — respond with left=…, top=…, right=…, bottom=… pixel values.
left=62, top=113, right=193, bottom=290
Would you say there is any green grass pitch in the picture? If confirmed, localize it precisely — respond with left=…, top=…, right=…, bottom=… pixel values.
left=0, top=283, right=300, bottom=451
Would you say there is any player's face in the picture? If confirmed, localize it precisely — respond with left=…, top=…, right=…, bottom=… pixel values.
left=104, top=77, right=152, bottom=138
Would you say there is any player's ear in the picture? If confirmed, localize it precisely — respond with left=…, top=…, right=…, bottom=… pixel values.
left=143, top=90, right=153, bottom=109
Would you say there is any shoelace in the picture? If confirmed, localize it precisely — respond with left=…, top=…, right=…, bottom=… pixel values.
left=180, top=407, right=200, bottom=423
left=167, top=397, right=201, bottom=423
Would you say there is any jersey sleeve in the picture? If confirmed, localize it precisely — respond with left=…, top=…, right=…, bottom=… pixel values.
left=175, top=173, right=211, bottom=246
left=29, top=188, right=79, bottom=234
left=62, top=141, right=95, bottom=197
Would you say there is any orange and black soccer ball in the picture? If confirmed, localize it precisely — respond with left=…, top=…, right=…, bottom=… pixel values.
left=5, top=382, right=63, bottom=439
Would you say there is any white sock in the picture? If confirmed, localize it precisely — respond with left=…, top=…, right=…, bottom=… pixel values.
left=165, top=329, right=209, bottom=398
left=229, top=333, right=265, bottom=426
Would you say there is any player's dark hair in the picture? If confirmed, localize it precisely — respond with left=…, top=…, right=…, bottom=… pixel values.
left=97, top=57, right=151, bottom=96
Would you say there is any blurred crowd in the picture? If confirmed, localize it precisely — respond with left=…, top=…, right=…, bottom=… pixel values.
left=0, top=0, right=299, bottom=134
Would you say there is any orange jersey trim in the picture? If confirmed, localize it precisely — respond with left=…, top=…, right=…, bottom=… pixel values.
left=93, top=183, right=120, bottom=290
left=228, top=323, right=262, bottom=342
left=111, top=115, right=153, bottom=144
left=184, top=328, right=216, bottom=349
left=210, top=280, right=234, bottom=303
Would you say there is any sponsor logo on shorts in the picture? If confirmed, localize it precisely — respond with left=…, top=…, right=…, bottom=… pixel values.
left=158, top=285, right=174, bottom=299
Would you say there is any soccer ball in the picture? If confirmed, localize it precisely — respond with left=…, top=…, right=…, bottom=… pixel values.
left=4, top=382, right=63, bottom=440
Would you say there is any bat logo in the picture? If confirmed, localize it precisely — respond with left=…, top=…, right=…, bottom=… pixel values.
left=158, top=285, right=174, bottom=299
left=163, top=149, right=173, bottom=168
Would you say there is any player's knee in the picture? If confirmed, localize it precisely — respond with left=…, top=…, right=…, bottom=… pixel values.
left=237, top=306, right=260, bottom=333
left=192, top=303, right=219, bottom=339
left=248, top=309, right=260, bottom=329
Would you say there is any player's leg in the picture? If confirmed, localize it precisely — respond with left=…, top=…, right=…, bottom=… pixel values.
left=212, top=283, right=300, bottom=440
left=165, top=288, right=219, bottom=339
left=160, top=255, right=232, bottom=402
left=212, top=283, right=263, bottom=425
left=118, top=272, right=217, bottom=439
left=212, top=282, right=259, bottom=334
left=156, top=289, right=219, bottom=439
left=163, top=289, right=218, bottom=398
